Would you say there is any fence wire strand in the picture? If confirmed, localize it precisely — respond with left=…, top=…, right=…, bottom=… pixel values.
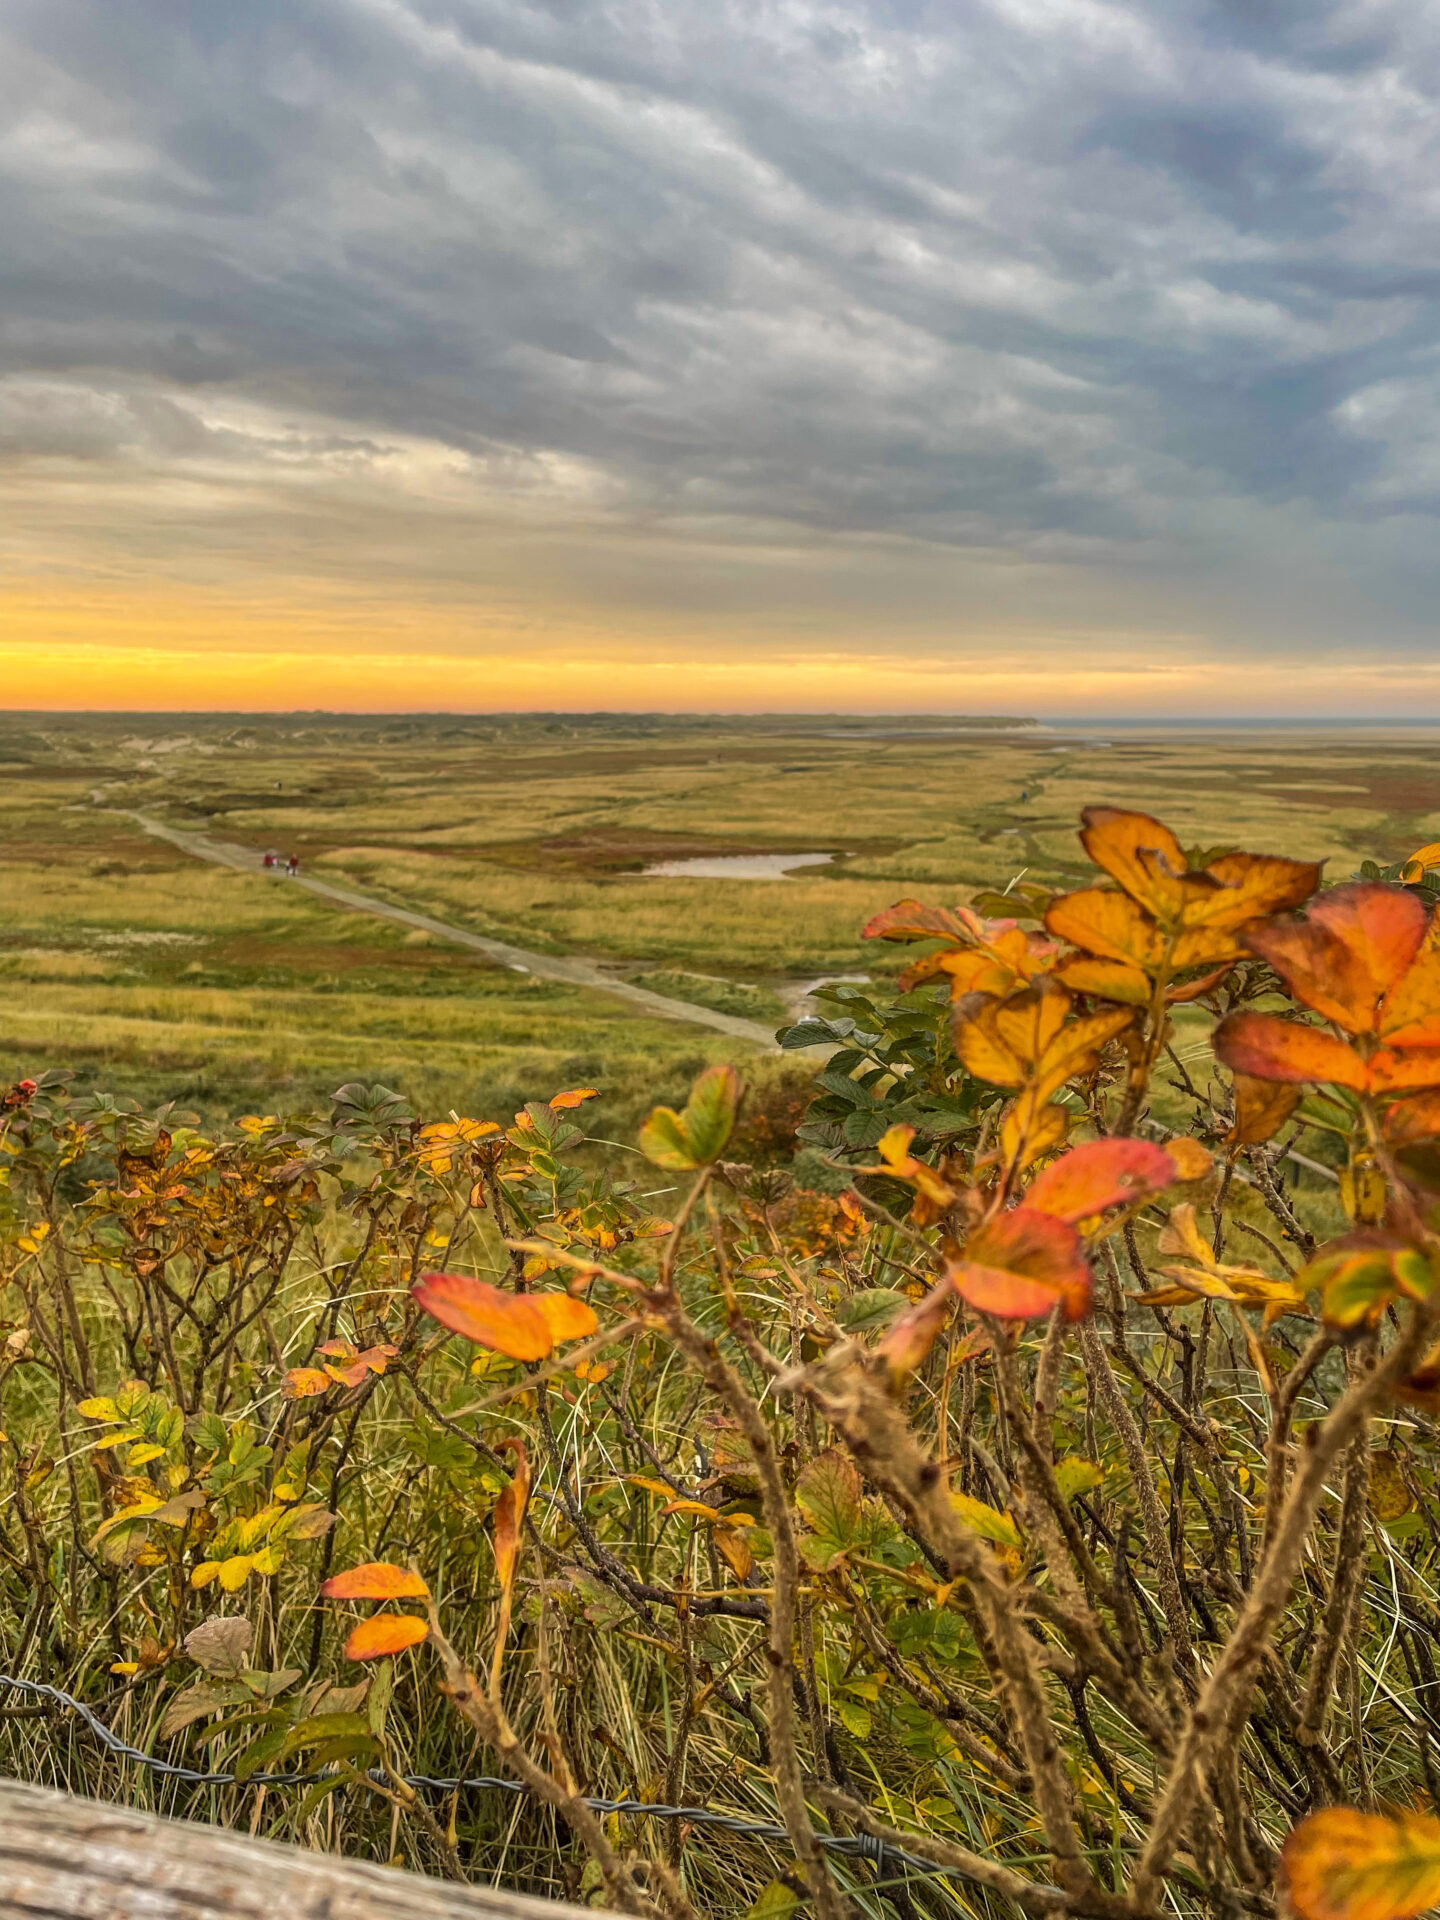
left=0, top=1674, right=1024, bottom=1889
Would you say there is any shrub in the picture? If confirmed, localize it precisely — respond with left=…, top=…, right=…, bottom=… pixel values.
left=5, top=810, right=1440, bottom=1919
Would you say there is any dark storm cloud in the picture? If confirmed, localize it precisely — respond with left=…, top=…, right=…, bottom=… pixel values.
left=2, top=0, right=1440, bottom=592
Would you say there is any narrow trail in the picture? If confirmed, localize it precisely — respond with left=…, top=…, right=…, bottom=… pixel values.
left=124, top=813, right=780, bottom=1050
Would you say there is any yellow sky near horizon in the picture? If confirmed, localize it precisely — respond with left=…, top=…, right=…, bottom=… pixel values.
left=3, top=574, right=1438, bottom=716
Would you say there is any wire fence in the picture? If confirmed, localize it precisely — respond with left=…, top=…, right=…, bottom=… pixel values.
left=0, top=1674, right=1010, bottom=1890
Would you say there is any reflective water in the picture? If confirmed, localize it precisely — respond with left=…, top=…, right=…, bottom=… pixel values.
left=642, top=852, right=836, bottom=880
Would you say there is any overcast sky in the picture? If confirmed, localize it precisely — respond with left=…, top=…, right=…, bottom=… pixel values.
left=3, top=0, right=1439, bottom=712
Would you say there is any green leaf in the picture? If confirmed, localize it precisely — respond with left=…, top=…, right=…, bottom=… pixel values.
left=1054, top=1459, right=1105, bottom=1503
left=279, top=1711, right=372, bottom=1760
left=837, top=1699, right=873, bottom=1737
left=682, top=1065, right=740, bottom=1164
left=638, top=1103, right=695, bottom=1170
left=746, top=1882, right=801, bottom=1920
left=795, top=1449, right=863, bottom=1572
left=834, top=1288, right=906, bottom=1335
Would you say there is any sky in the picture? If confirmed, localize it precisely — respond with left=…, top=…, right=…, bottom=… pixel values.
left=3, top=0, right=1440, bottom=715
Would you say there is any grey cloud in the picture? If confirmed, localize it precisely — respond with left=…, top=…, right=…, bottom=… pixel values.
left=2, top=0, right=1440, bottom=632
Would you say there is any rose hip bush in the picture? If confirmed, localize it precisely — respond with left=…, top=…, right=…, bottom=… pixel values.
left=5, top=810, right=1440, bottom=1920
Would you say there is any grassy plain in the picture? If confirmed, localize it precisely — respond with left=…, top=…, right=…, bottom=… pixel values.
left=2, top=712, right=1437, bottom=1123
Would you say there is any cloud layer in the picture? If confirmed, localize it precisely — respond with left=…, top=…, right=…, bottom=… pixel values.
left=3, top=0, right=1439, bottom=706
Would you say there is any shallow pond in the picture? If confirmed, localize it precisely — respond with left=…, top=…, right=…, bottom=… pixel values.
left=641, top=852, right=837, bottom=880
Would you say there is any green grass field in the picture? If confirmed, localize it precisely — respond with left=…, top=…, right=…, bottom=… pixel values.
left=3, top=712, right=1437, bottom=1123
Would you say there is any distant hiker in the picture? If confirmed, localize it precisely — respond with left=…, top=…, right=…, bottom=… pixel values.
left=286, top=854, right=299, bottom=876
left=263, top=851, right=276, bottom=869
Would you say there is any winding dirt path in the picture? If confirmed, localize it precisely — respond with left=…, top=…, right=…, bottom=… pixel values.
left=125, top=813, right=780, bottom=1050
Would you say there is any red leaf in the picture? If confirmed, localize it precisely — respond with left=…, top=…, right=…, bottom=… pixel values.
left=412, top=1272, right=553, bottom=1360
left=862, top=901, right=977, bottom=943
left=344, top=1614, right=429, bottom=1661
left=1212, top=1012, right=1368, bottom=1090
left=1026, top=1138, right=1177, bottom=1224
left=322, top=1561, right=430, bottom=1600
left=1248, top=883, right=1426, bottom=1034
left=948, top=1207, right=1091, bottom=1321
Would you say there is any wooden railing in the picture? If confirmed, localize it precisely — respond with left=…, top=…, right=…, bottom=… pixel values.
left=0, top=1779, right=590, bottom=1919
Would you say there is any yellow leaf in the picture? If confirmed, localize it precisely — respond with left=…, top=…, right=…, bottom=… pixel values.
left=1282, top=1807, right=1440, bottom=1920
left=217, top=1554, right=253, bottom=1591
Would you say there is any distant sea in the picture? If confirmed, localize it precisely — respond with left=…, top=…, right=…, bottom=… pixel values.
left=1037, top=715, right=1440, bottom=732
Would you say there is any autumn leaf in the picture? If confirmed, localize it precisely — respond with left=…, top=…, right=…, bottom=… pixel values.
left=1078, top=807, right=1191, bottom=920
left=955, top=984, right=1133, bottom=1103
left=532, top=1291, right=600, bottom=1343
left=639, top=1065, right=740, bottom=1170
left=876, top=1282, right=955, bottom=1375
left=490, top=1439, right=530, bottom=1692
left=282, top=1367, right=331, bottom=1401
left=1227, top=1073, right=1301, bottom=1146
left=1025, top=1137, right=1177, bottom=1225
left=412, top=1271, right=553, bottom=1360
left=713, top=1524, right=754, bottom=1581
left=1046, top=888, right=1165, bottom=972
left=1401, top=842, right=1440, bottom=883
left=863, top=1123, right=956, bottom=1214
left=1296, top=1231, right=1436, bottom=1332
left=1212, top=1013, right=1368, bottom=1091
left=322, top=1561, right=430, bottom=1601
left=345, top=1614, right=428, bottom=1662
left=1281, top=1806, right=1440, bottom=1920
left=1247, top=883, right=1427, bottom=1034
left=947, top=1206, right=1092, bottom=1321
left=862, top=901, right=978, bottom=943
left=549, top=1087, right=600, bottom=1111
left=1077, top=807, right=1318, bottom=933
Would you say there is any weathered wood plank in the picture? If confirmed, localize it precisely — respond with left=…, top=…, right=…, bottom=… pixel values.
left=0, top=1779, right=590, bottom=1919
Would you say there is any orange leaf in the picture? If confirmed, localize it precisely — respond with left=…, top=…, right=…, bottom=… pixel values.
left=1026, top=1138, right=1176, bottom=1224
left=344, top=1613, right=428, bottom=1662
left=1248, top=883, right=1426, bottom=1034
left=1379, top=944, right=1440, bottom=1048
left=876, top=1281, right=955, bottom=1375
left=282, top=1367, right=330, bottom=1401
left=1382, top=1090, right=1440, bottom=1147
left=322, top=1561, right=430, bottom=1600
left=948, top=1207, right=1091, bottom=1322
left=713, top=1524, right=754, bottom=1582
left=549, top=1087, right=599, bottom=1110
left=493, top=1440, right=530, bottom=1597
left=1369, top=1048, right=1440, bottom=1095
left=1078, top=807, right=1189, bottom=921
left=1228, top=1074, right=1301, bottom=1146
left=1184, top=852, right=1321, bottom=932
left=1163, top=1137, right=1214, bottom=1182
left=1281, top=1806, right=1440, bottom=1920
left=491, top=1440, right=530, bottom=1688
left=1212, top=1013, right=1368, bottom=1090
left=954, top=986, right=1131, bottom=1101
left=1402, top=842, right=1440, bottom=883
left=1045, top=888, right=1164, bottom=970
left=1051, top=956, right=1153, bottom=1006
left=412, top=1271, right=553, bottom=1360
left=533, top=1292, right=600, bottom=1343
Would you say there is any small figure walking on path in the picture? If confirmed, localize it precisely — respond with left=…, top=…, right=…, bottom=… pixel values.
left=285, top=854, right=299, bottom=876
left=263, top=851, right=277, bottom=869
